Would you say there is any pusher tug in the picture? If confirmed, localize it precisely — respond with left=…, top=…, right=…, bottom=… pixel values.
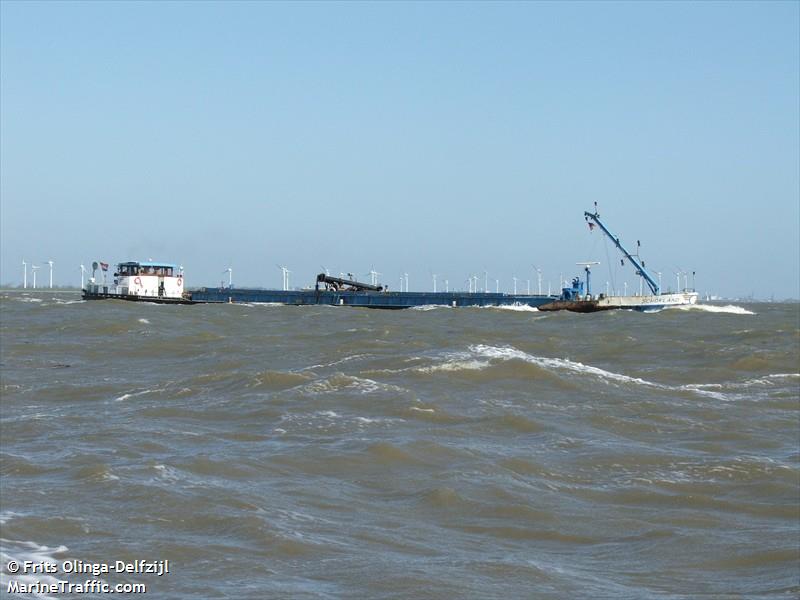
left=82, top=261, right=194, bottom=304
left=539, top=207, right=699, bottom=313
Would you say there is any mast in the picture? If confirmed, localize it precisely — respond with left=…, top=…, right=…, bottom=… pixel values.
left=584, top=207, right=661, bottom=295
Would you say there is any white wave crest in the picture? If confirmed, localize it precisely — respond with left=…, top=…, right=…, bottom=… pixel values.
left=301, top=374, right=406, bottom=396
left=489, top=304, right=540, bottom=312
left=1, top=537, right=69, bottom=598
left=668, top=304, right=755, bottom=315
left=417, top=359, right=490, bottom=373
left=0, top=512, right=23, bottom=525
left=469, top=344, right=662, bottom=388
left=301, top=354, right=371, bottom=371
left=114, top=387, right=164, bottom=402
left=410, top=304, right=450, bottom=311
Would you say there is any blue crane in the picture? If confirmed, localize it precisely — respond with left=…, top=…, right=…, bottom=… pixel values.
left=584, top=207, right=661, bottom=295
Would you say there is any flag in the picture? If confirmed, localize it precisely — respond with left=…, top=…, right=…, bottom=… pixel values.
left=100, top=262, right=109, bottom=271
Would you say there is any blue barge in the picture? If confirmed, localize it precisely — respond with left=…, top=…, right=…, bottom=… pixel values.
left=190, top=273, right=555, bottom=308
left=189, top=288, right=556, bottom=309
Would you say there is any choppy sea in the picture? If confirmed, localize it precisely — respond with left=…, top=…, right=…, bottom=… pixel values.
left=1, top=291, right=798, bottom=598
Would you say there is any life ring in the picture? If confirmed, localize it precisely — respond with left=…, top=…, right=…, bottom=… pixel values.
left=134, top=277, right=142, bottom=286
left=176, top=276, right=183, bottom=287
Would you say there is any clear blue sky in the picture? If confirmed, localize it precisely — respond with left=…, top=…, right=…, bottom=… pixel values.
left=2, top=1, right=798, bottom=298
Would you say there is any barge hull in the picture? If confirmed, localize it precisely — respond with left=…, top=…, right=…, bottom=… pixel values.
left=83, top=291, right=197, bottom=305
left=188, top=288, right=556, bottom=309
left=539, top=292, right=699, bottom=313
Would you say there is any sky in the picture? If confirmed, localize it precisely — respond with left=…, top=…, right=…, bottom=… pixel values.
left=1, top=1, right=798, bottom=299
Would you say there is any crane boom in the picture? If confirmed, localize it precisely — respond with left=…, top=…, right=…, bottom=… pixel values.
left=584, top=209, right=661, bottom=295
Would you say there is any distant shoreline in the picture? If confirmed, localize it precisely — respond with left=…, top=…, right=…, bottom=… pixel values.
left=0, top=288, right=81, bottom=293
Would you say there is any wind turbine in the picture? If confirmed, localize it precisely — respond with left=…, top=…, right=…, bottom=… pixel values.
left=432, top=273, right=437, bottom=293
left=484, top=271, right=488, bottom=294
left=80, top=264, right=87, bottom=289
left=512, top=276, right=518, bottom=295
left=404, top=273, right=409, bottom=292
left=22, top=260, right=27, bottom=289
left=47, top=260, right=54, bottom=288
left=277, top=265, right=290, bottom=291
left=444, top=279, right=449, bottom=293
left=367, top=269, right=381, bottom=286
left=224, top=267, right=233, bottom=288
left=495, top=279, right=499, bottom=293
left=533, top=265, right=543, bottom=295
left=31, top=265, right=40, bottom=289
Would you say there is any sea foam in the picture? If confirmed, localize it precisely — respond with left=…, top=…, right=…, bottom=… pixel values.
left=667, top=304, right=756, bottom=315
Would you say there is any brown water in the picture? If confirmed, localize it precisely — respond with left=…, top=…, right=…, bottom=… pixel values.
left=1, top=292, right=798, bottom=598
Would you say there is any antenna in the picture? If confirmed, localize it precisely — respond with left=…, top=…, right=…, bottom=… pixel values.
left=576, top=261, right=600, bottom=297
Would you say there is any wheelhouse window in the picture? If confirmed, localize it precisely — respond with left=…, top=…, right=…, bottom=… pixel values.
left=118, top=264, right=175, bottom=276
